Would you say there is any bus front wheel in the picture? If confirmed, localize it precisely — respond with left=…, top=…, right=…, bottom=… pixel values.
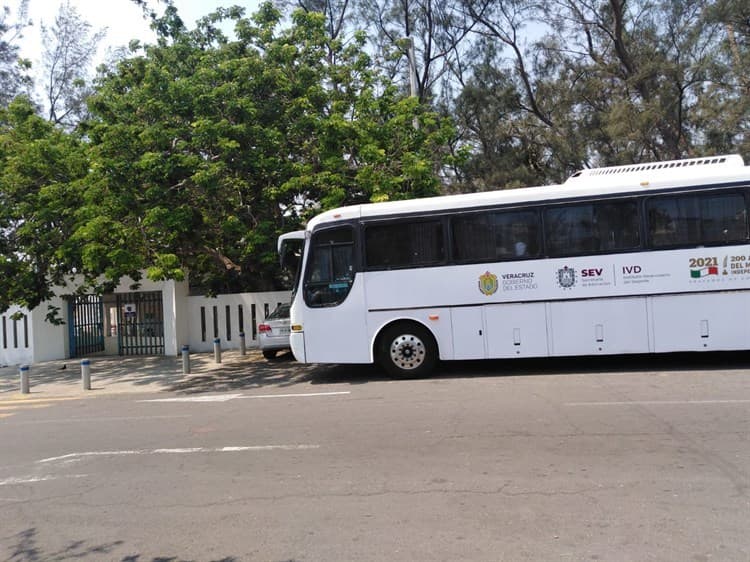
left=378, top=322, right=437, bottom=378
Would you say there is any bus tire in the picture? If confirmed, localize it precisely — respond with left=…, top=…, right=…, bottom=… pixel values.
left=378, top=322, right=438, bottom=378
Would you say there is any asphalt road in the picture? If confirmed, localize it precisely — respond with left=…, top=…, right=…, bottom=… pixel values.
left=1, top=354, right=749, bottom=561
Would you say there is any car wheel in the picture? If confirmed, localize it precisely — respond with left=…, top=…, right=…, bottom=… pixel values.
left=378, top=322, right=437, bottom=378
left=262, top=350, right=277, bottom=360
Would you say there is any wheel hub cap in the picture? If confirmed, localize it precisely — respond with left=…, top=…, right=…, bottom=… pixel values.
left=390, top=334, right=425, bottom=370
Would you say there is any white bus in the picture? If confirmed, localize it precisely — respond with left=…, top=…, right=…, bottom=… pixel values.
left=279, top=154, right=750, bottom=377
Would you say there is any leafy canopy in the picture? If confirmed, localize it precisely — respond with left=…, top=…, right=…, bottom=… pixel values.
left=78, top=3, right=454, bottom=294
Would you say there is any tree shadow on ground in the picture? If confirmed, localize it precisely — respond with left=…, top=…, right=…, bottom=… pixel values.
left=165, top=351, right=322, bottom=393
left=2, top=528, right=240, bottom=562
left=0, top=351, right=317, bottom=395
left=2, top=349, right=747, bottom=396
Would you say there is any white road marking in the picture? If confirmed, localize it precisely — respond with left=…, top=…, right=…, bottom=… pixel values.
left=140, top=394, right=243, bottom=403
left=37, top=444, right=320, bottom=464
left=0, top=474, right=88, bottom=487
left=239, top=391, right=351, bottom=400
left=566, top=399, right=750, bottom=406
left=4, top=415, right=192, bottom=425
left=140, top=391, right=350, bottom=403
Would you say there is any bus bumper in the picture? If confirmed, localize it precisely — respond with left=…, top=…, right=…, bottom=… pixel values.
left=290, top=332, right=306, bottom=363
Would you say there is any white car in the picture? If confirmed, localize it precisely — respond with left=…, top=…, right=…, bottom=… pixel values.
left=257, top=303, right=291, bottom=359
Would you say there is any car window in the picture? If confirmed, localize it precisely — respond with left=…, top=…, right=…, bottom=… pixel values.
left=266, top=304, right=290, bottom=320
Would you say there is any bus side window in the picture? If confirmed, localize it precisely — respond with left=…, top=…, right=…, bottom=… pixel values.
left=647, top=199, right=680, bottom=247
left=452, top=214, right=494, bottom=262
left=452, top=210, right=539, bottom=262
left=365, top=220, right=444, bottom=269
left=545, top=200, right=639, bottom=257
left=647, top=193, right=748, bottom=248
left=492, top=210, right=539, bottom=259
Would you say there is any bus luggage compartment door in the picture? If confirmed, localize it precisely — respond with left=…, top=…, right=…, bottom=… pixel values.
left=549, top=297, right=649, bottom=355
left=651, top=292, right=750, bottom=352
left=451, top=307, right=486, bottom=359
left=484, top=302, right=548, bottom=358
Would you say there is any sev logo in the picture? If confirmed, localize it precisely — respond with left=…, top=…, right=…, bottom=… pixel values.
left=478, top=271, right=498, bottom=296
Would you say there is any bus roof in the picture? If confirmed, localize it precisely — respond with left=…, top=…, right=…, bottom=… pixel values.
left=306, top=154, right=748, bottom=230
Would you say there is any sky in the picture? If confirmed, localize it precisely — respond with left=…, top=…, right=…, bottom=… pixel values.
left=15, top=0, right=260, bottom=70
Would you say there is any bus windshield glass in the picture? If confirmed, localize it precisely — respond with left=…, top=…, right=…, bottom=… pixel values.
left=303, top=226, right=355, bottom=307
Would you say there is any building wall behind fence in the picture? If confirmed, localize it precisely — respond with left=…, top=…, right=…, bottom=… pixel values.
left=186, top=291, right=291, bottom=353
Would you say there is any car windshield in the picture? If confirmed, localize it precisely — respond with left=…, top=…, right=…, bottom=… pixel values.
left=266, top=303, right=290, bottom=320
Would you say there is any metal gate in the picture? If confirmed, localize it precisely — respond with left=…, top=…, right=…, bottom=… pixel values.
left=68, top=295, right=105, bottom=358
left=116, top=291, right=164, bottom=356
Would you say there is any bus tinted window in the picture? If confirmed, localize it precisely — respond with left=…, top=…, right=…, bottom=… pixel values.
left=304, top=226, right=355, bottom=307
left=647, top=193, right=747, bottom=247
left=545, top=200, right=640, bottom=256
left=365, top=220, right=444, bottom=269
left=452, top=210, right=540, bottom=262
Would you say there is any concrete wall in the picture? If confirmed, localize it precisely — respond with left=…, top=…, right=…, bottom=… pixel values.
left=186, top=291, right=291, bottom=353
left=0, top=305, right=34, bottom=366
left=0, top=272, right=288, bottom=364
left=164, top=279, right=190, bottom=356
left=30, top=296, right=68, bottom=363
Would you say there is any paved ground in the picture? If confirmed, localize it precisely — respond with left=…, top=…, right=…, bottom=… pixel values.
left=0, top=349, right=319, bottom=397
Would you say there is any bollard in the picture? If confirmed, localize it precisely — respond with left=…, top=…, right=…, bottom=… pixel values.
left=81, top=359, right=91, bottom=391
left=19, top=364, right=29, bottom=394
left=213, top=338, right=222, bottom=363
left=239, top=332, right=246, bottom=356
left=181, top=345, right=191, bottom=374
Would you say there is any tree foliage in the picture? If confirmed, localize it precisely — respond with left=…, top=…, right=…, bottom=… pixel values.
left=452, top=0, right=750, bottom=186
left=0, top=96, right=89, bottom=314
left=78, top=2, right=452, bottom=295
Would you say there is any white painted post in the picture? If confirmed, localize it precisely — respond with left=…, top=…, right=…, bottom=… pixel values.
left=213, top=338, right=222, bottom=363
left=181, top=345, right=191, bottom=374
left=239, top=332, right=246, bottom=356
left=19, top=364, right=29, bottom=394
left=81, top=359, right=91, bottom=390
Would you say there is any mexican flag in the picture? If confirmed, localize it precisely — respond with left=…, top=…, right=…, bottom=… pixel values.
left=690, top=266, right=719, bottom=278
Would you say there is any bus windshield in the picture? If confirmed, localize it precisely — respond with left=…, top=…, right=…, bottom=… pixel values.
left=303, top=225, right=355, bottom=307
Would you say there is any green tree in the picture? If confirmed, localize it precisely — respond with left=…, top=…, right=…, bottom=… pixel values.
left=81, top=2, right=453, bottom=294
left=0, top=96, right=89, bottom=316
left=452, top=0, right=749, bottom=188
left=699, top=0, right=750, bottom=158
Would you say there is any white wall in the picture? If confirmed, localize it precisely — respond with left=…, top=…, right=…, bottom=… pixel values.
left=0, top=305, right=33, bottom=366
left=162, top=279, right=190, bottom=356
left=30, top=296, right=68, bottom=363
left=186, top=291, right=291, bottom=353
left=1, top=272, right=289, bottom=364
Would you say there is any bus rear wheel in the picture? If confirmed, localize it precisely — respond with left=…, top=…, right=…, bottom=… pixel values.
left=378, top=322, right=437, bottom=378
